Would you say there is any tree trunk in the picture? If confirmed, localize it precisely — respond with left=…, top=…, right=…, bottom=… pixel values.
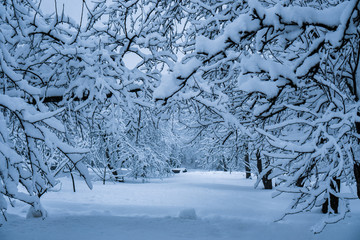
left=105, top=146, right=121, bottom=182
left=354, top=120, right=360, bottom=198
left=256, top=150, right=272, bottom=189
left=222, top=156, right=228, bottom=172
left=70, top=172, right=76, bottom=192
left=136, top=110, right=141, bottom=144
left=103, top=165, right=106, bottom=185
left=296, top=176, right=306, bottom=187
left=354, top=162, right=360, bottom=198
left=245, top=152, right=251, bottom=179
left=262, top=170, right=273, bottom=189
left=322, top=177, right=340, bottom=214
left=107, top=163, right=121, bottom=181
left=244, top=144, right=251, bottom=178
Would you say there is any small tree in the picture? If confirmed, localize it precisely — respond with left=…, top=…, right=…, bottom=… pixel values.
left=0, top=0, right=93, bottom=224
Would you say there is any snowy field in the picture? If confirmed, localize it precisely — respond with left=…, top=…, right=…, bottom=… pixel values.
left=1, top=171, right=359, bottom=240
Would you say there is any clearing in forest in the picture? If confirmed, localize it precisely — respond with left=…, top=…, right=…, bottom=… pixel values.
left=1, top=171, right=359, bottom=240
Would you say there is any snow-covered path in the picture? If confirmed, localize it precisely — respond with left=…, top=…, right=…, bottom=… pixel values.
left=1, top=171, right=359, bottom=240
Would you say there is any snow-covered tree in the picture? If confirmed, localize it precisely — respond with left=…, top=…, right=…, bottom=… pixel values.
left=154, top=0, right=360, bottom=232
left=0, top=0, right=93, bottom=225
left=3, top=0, right=359, bottom=233
left=72, top=0, right=189, bottom=180
left=0, top=0, right=186, bottom=224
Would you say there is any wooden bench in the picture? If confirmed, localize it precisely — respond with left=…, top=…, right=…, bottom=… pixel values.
left=172, top=168, right=187, bottom=173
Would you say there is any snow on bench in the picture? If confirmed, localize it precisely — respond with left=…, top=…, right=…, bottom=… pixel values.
left=171, top=168, right=187, bottom=174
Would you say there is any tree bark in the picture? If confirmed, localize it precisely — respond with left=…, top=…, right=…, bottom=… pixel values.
left=244, top=145, right=251, bottom=179
left=354, top=120, right=360, bottom=199
left=262, top=170, right=273, bottom=189
left=322, top=177, right=340, bottom=214
left=256, top=150, right=272, bottom=189
left=70, top=172, right=76, bottom=192
left=245, top=152, right=251, bottom=179
left=354, top=162, right=360, bottom=198
left=296, top=176, right=306, bottom=187
left=104, top=145, right=122, bottom=182
left=107, top=163, right=122, bottom=182
left=103, top=165, right=106, bottom=185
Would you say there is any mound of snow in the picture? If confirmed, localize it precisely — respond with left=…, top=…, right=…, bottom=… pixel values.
left=26, top=206, right=47, bottom=219
left=179, top=208, right=197, bottom=220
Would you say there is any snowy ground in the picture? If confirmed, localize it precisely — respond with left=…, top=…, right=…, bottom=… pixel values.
left=1, top=171, right=360, bottom=240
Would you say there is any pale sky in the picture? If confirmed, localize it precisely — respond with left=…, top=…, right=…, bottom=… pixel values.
left=40, top=0, right=85, bottom=24
left=40, top=0, right=153, bottom=70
